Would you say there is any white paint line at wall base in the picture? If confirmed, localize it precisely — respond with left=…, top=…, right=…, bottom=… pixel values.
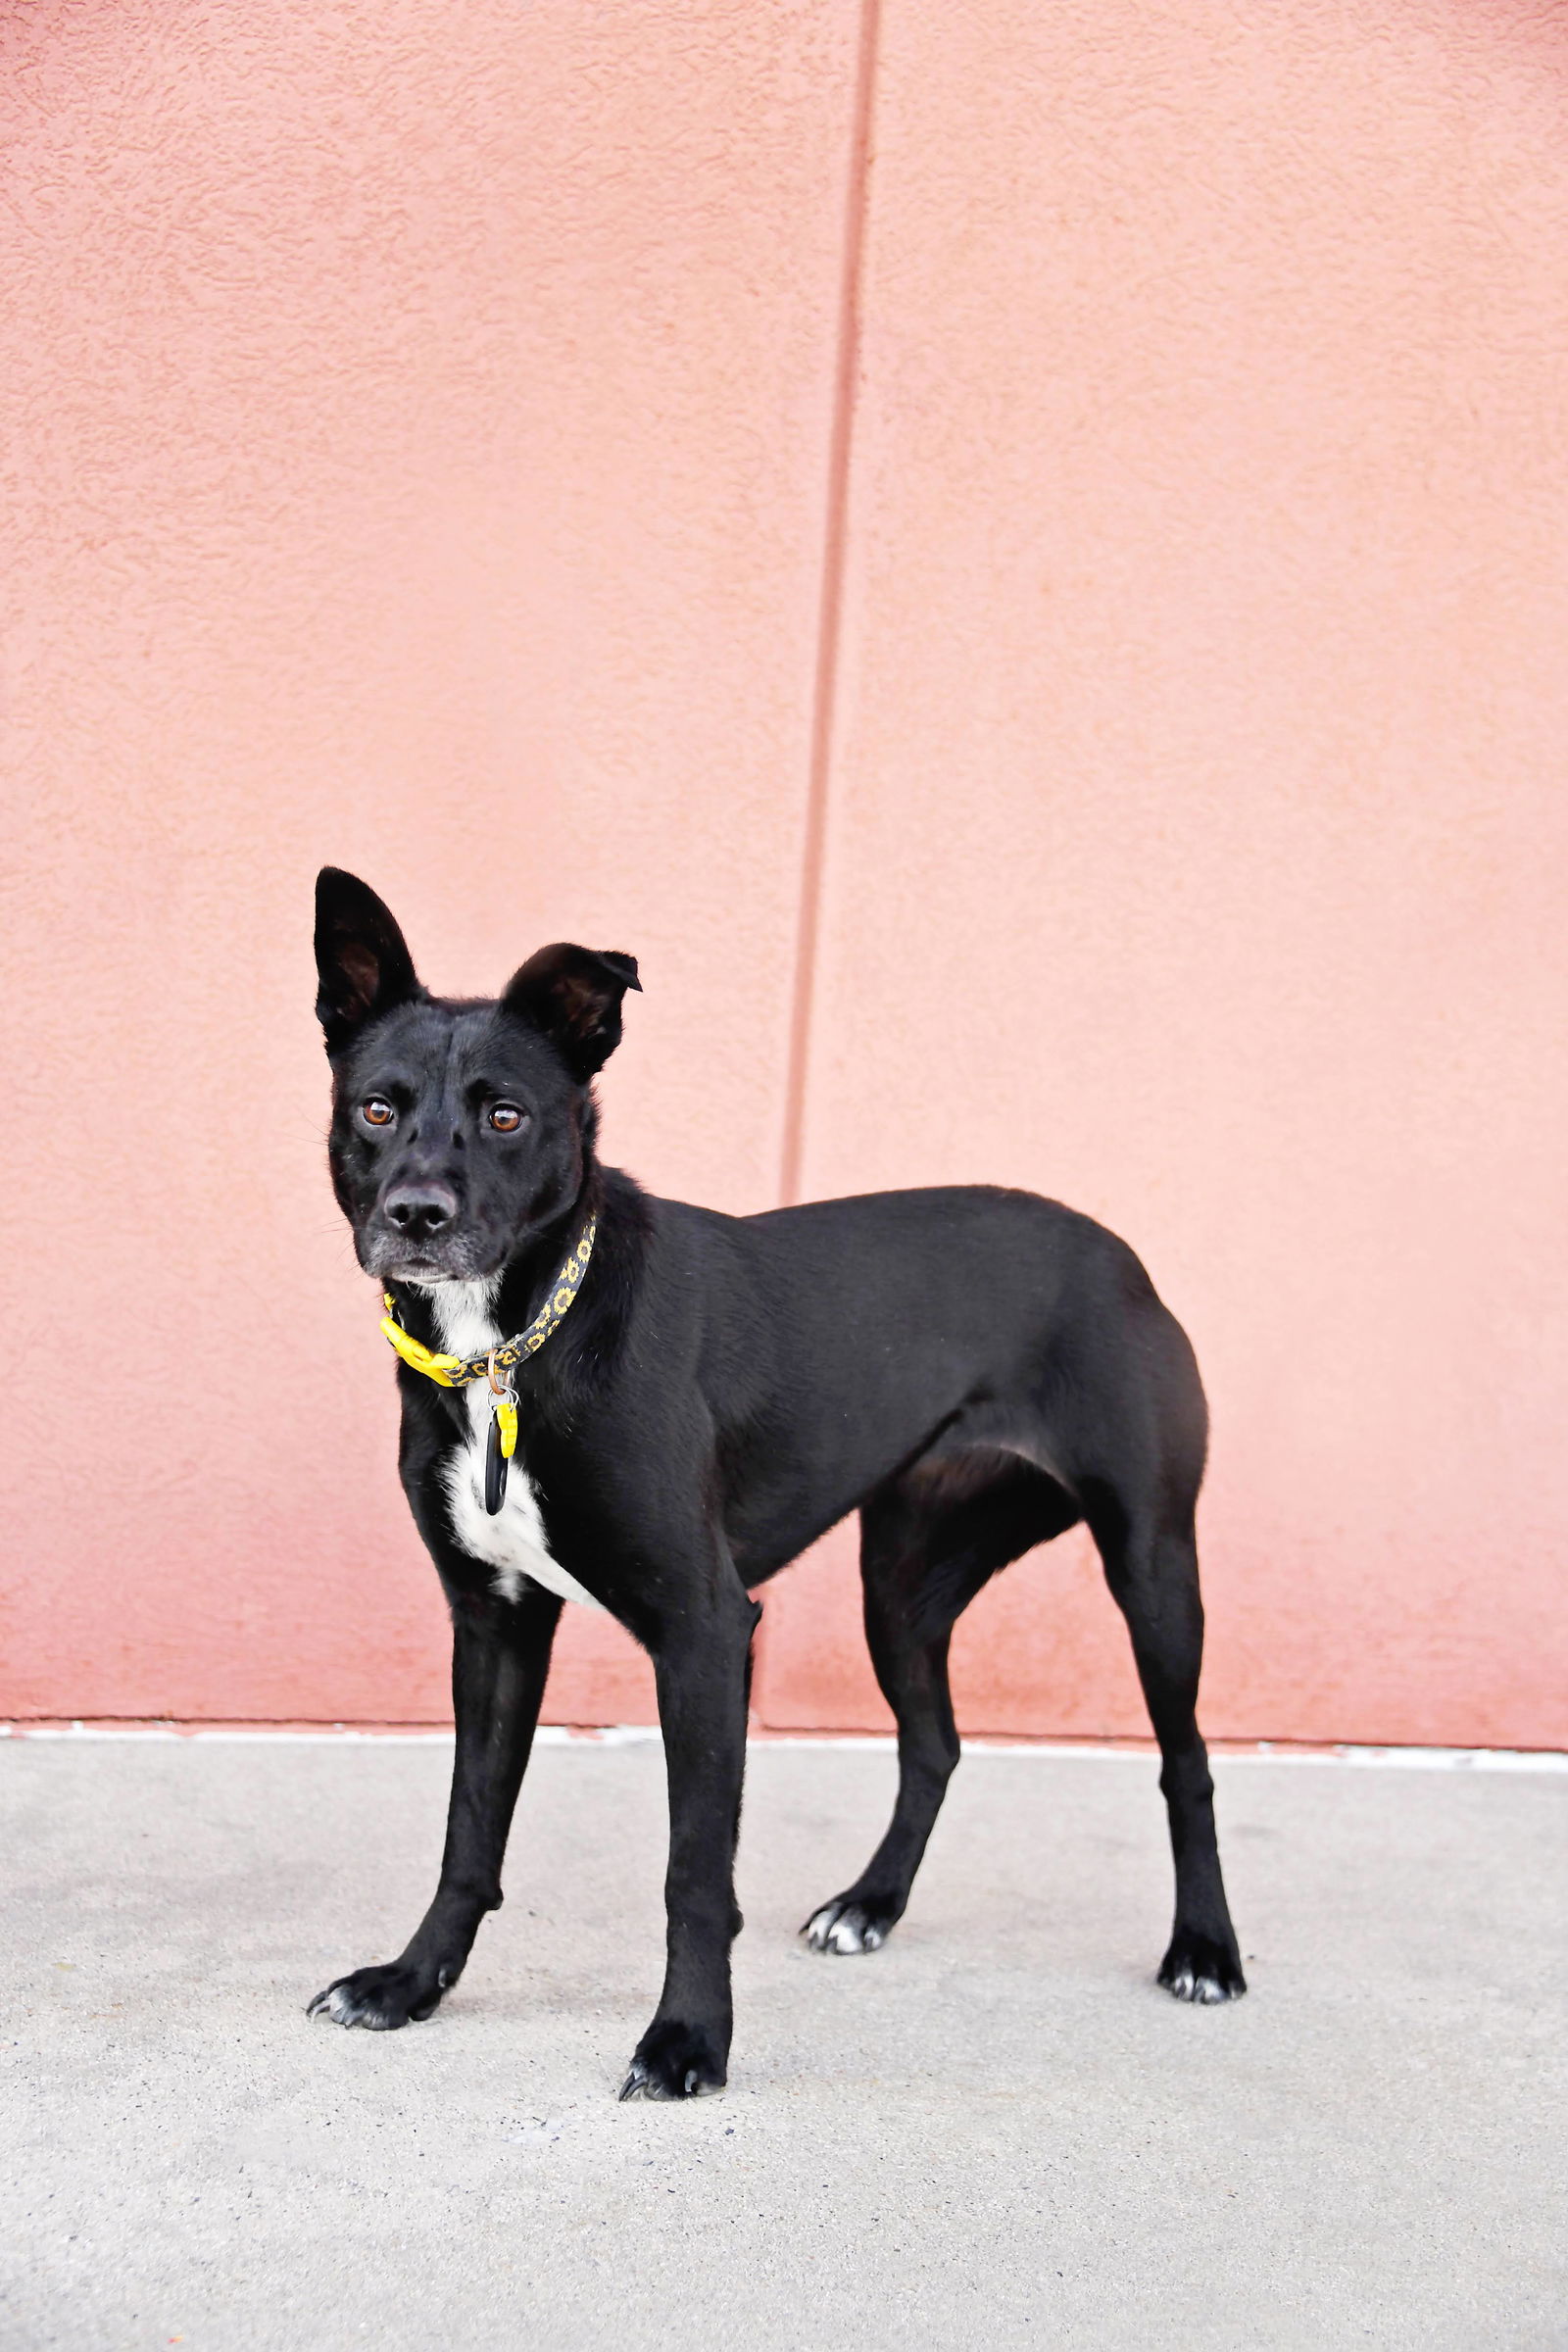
left=1, top=1723, right=1565, bottom=1769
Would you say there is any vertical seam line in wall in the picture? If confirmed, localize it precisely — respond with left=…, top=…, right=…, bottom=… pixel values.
left=777, top=0, right=883, bottom=1210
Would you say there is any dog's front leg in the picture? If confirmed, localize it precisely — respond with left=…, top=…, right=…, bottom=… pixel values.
left=619, top=1582, right=760, bottom=2100
left=310, top=1580, right=562, bottom=2030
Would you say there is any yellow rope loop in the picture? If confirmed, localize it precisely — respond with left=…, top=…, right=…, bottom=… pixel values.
left=379, top=1319, right=464, bottom=1386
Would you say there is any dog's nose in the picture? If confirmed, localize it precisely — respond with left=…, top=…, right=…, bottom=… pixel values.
left=383, top=1184, right=459, bottom=1240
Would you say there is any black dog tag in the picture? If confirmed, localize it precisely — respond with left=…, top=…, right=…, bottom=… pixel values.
left=484, top=1408, right=508, bottom=1515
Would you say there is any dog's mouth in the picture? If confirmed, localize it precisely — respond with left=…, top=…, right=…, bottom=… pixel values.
left=359, top=1230, right=504, bottom=1287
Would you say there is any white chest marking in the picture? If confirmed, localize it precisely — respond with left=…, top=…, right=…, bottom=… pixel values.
left=417, top=1282, right=604, bottom=1613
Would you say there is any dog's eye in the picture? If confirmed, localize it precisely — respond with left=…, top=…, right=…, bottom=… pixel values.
left=488, top=1102, right=526, bottom=1134
left=361, top=1098, right=395, bottom=1129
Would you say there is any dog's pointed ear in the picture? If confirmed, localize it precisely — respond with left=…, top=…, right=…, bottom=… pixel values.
left=502, top=943, right=642, bottom=1081
left=314, top=868, right=424, bottom=1052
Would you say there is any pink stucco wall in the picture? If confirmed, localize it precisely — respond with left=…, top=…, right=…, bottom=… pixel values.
left=3, top=0, right=1565, bottom=1744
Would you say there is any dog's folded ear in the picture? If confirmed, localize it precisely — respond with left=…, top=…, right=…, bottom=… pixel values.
left=315, top=868, right=425, bottom=1053
left=503, top=943, right=642, bottom=1081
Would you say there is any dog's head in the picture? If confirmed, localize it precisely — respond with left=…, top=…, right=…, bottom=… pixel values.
left=314, top=867, right=640, bottom=1286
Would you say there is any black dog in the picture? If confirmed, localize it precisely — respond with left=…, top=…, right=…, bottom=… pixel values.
left=308, top=867, right=1245, bottom=2098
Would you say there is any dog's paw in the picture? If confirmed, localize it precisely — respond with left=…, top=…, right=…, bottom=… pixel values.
left=307, top=1959, right=451, bottom=2031
left=1158, top=1928, right=1247, bottom=2005
left=802, top=1895, right=897, bottom=1955
left=618, top=2019, right=727, bottom=2101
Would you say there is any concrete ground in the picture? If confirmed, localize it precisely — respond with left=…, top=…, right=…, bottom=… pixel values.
left=2, top=1735, right=1563, bottom=2352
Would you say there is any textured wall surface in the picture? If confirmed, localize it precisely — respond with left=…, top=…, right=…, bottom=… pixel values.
left=758, top=0, right=1568, bottom=1747
left=3, top=0, right=1565, bottom=1743
left=0, top=0, right=860, bottom=1724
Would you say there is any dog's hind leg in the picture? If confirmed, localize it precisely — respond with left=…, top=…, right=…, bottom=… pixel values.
left=804, top=1456, right=1073, bottom=1956
left=1090, top=1500, right=1246, bottom=2003
left=803, top=1502, right=960, bottom=1956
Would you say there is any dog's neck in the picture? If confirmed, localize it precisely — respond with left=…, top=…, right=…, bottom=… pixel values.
left=391, top=1165, right=602, bottom=1361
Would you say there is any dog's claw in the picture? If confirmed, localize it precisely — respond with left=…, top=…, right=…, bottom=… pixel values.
left=1157, top=1928, right=1247, bottom=2004
left=308, top=1961, right=448, bottom=2030
left=618, top=2061, right=717, bottom=2102
left=803, top=1898, right=894, bottom=1955
left=618, top=2020, right=726, bottom=2100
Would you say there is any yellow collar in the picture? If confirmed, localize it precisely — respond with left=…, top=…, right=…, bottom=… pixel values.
left=379, top=1216, right=598, bottom=1388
